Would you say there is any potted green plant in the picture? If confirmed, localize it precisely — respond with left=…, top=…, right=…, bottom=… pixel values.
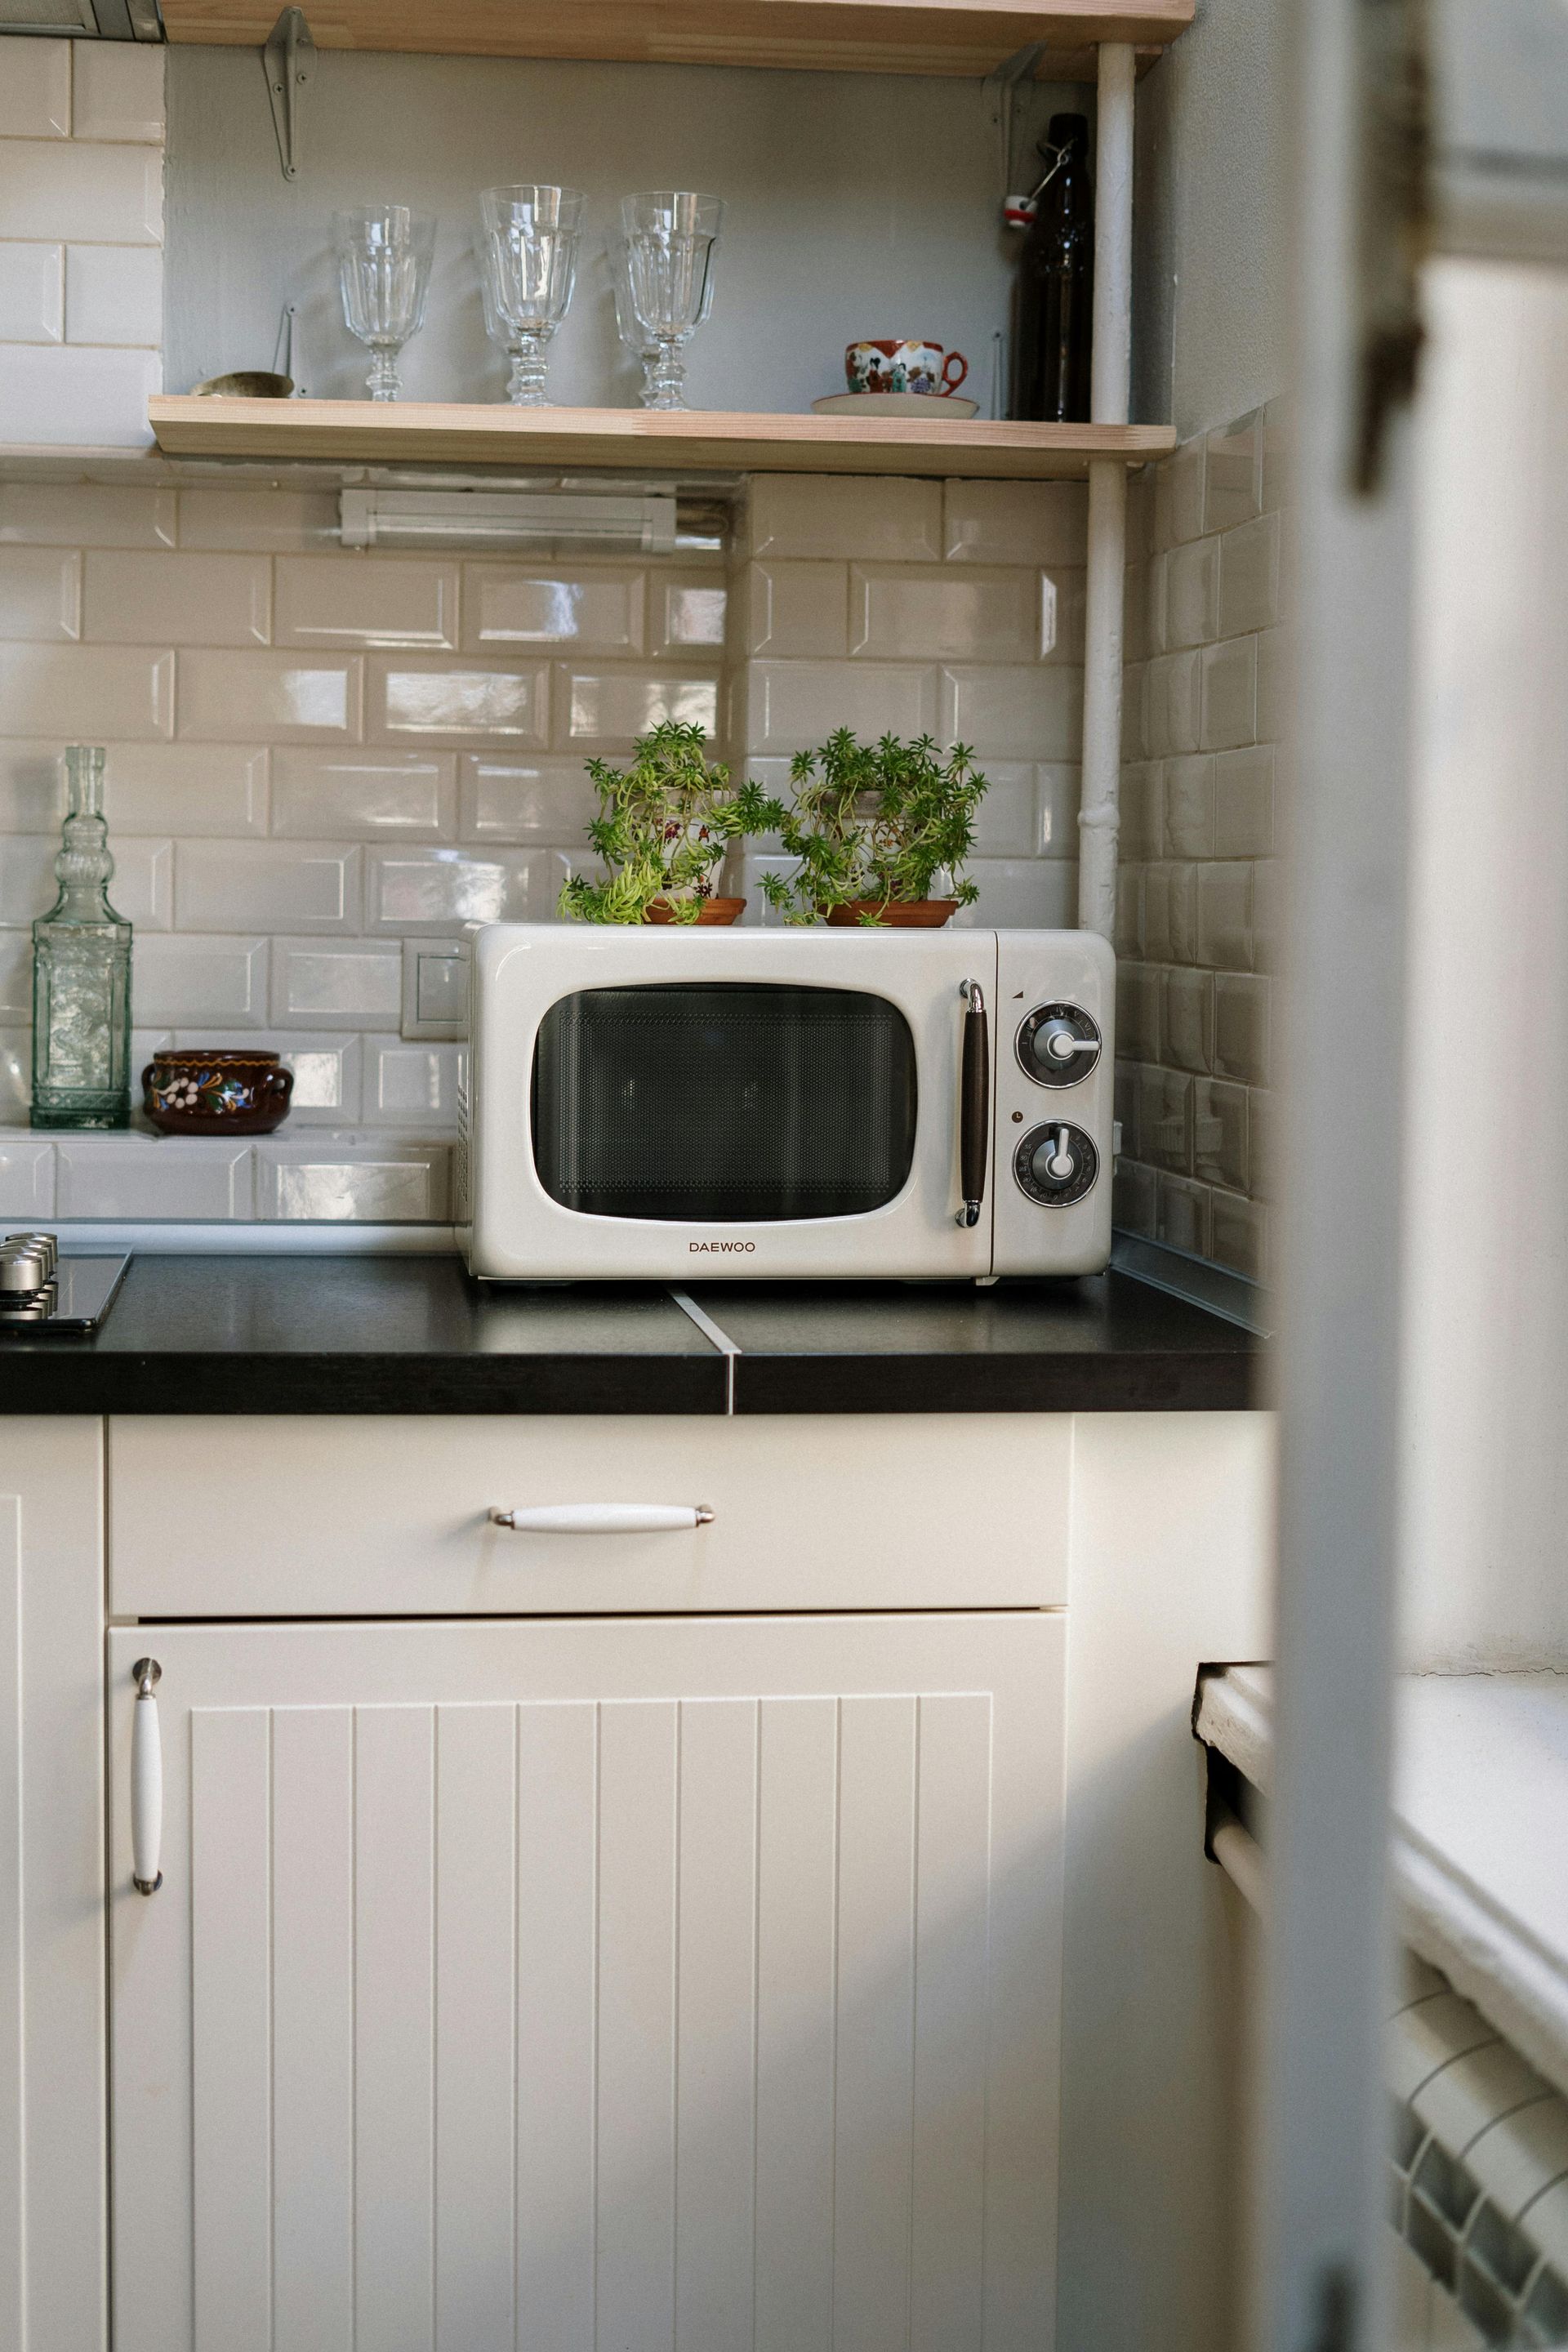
left=760, top=729, right=989, bottom=927
left=557, top=720, right=784, bottom=925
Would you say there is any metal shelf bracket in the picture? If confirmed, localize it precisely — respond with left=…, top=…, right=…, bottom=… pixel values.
left=264, top=6, right=314, bottom=182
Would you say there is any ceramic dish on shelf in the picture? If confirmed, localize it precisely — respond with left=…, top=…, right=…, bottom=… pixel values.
left=811, top=390, right=980, bottom=420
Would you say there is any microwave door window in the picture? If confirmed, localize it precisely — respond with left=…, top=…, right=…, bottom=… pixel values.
left=531, top=983, right=918, bottom=1222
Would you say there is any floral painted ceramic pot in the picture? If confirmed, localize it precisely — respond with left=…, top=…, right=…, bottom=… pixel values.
left=844, top=339, right=969, bottom=396
left=142, top=1049, right=293, bottom=1136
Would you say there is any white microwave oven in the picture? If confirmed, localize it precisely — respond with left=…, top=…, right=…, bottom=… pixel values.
left=458, top=924, right=1116, bottom=1283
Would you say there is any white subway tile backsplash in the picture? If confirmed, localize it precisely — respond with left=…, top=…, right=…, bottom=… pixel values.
left=171, top=1029, right=363, bottom=1125
left=1214, top=745, right=1274, bottom=858
left=1204, top=416, right=1262, bottom=534
left=463, top=564, right=643, bottom=655
left=135, top=933, right=269, bottom=1028
left=0, top=140, right=162, bottom=245
left=1164, top=537, right=1220, bottom=651
left=176, top=840, right=362, bottom=934
left=0, top=243, right=64, bottom=343
left=969, top=762, right=1037, bottom=855
left=946, top=479, right=1088, bottom=568
left=1145, top=649, right=1202, bottom=758
left=458, top=753, right=590, bottom=843
left=110, top=835, right=172, bottom=929
left=0, top=40, right=70, bottom=139
left=746, top=475, right=940, bottom=564
left=70, top=40, right=165, bottom=141
left=275, top=556, right=458, bottom=650
left=0, top=546, right=78, bottom=640
left=0, top=640, right=170, bottom=736
left=64, top=244, right=162, bottom=346
left=1200, top=637, right=1258, bottom=751
left=270, top=937, right=401, bottom=1029
left=90, top=742, right=269, bottom=836
left=0, top=342, right=159, bottom=447
left=0, top=480, right=174, bottom=548
left=401, top=938, right=468, bottom=1039
left=559, top=666, right=719, bottom=750
left=939, top=665, right=1083, bottom=760
left=1218, top=512, right=1281, bottom=639
left=1037, top=763, right=1080, bottom=857
left=368, top=657, right=546, bottom=746
left=650, top=572, right=727, bottom=653
left=1040, top=567, right=1086, bottom=662
left=745, top=562, right=848, bottom=659
left=366, top=846, right=542, bottom=932
left=1165, top=753, right=1215, bottom=857
left=0, top=1027, right=28, bottom=1122
left=0, top=834, right=54, bottom=924
left=746, top=660, right=936, bottom=753
left=179, top=650, right=361, bottom=742
left=1155, top=439, right=1206, bottom=550
left=0, top=1137, right=54, bottom=1217
left=850, top=564, right=1035, bottom=664
left=56, top=1134, right=254, bottom=1220
left=363, top=1036, right=462, bottom=1126
left=85, top=549, right=270, bottom=648
left=0, top=931, right=29, bottom=1021
left=952, top=859, right=1078, bottom=929
left=256, top=1138, right=449, bottom=1223
left=177, top=488, right=339, bottom=554
left=271, top=749, right=456, bottom=840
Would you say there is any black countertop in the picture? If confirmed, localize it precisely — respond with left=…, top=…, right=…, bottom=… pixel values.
left=0, top=1254, right=1259, bottom=1415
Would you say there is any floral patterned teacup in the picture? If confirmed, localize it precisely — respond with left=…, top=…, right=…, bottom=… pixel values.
left=844, top=339, right=969, bottom=396
left=142, top=1049, right=293, bottom=1136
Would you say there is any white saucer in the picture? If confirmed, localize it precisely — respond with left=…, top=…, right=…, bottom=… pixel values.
left=812, top=391, right=980, bottom=421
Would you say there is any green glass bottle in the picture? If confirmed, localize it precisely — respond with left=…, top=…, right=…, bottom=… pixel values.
left=30, top=745, right=132, bottom=1129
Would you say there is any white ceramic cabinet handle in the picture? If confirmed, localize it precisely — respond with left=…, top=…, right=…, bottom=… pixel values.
left=488, top=1503, right=715, bottom=1534
left=131, top=1657, right=163, bottom=1895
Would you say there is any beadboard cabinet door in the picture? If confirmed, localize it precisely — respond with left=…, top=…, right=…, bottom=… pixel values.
left=109, top=1610, right=1062, bottom=2352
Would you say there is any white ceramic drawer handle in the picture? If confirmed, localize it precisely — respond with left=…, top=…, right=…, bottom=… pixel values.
left=489, top=1503, right=715, bottom=1534
left=131, top=1657, right=163, bottom=1895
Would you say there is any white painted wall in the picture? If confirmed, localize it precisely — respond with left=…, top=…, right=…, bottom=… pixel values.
left=163, top=47, right=1082, bottom=416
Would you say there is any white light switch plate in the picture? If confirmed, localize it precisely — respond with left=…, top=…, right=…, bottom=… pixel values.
left=401, top=938, right=468, bottom=1042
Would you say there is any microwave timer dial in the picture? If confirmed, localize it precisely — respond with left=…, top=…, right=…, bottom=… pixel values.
left=1017, top=1002, right=1101, bottom=1086
left=1014, top=1120, right=1098, bottom=1207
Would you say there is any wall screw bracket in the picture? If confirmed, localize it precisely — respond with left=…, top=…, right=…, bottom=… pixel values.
left=264, top=6, right=314, bottom=183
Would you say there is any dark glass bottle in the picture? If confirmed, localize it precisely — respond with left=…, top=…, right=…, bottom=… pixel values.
left=1011, top=113, right=1094, bottom=423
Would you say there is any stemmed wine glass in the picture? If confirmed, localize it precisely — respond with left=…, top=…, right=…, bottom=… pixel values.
left=333, top=205, right=436, bottom=402
left=620, top=192, right=723, bottom=413
left=608, top=238, right=662, bottom=408
left=479, top=185, right=584, bottom=407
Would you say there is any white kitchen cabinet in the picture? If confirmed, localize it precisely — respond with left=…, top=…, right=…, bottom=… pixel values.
left=108, top=1609, right=1064, bottom=2352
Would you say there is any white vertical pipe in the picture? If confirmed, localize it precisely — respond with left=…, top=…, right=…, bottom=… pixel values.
left=1078, top=41, right=1135, bottom=940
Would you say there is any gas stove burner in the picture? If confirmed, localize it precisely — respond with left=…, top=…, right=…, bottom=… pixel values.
left=0, top=1233, right=129, bottom=1334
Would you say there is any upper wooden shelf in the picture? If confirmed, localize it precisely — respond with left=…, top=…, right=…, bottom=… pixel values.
left=148, top=396, right=1175, bottom=481
left=158, top=0, right=1192, bottom=78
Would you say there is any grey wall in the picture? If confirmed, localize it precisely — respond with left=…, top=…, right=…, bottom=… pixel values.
left=165, top=47, right=1084, bottom=417
left=1131, top=0, right=1291, bottom=439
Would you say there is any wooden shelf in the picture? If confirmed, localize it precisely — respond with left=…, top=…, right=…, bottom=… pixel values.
left=147, top=397, right=1174, bottom=482
left=158, top=0, right=1191, bottom=78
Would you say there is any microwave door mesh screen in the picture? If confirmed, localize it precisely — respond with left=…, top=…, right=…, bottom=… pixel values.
left=531, top=984, right=919, bottom=1222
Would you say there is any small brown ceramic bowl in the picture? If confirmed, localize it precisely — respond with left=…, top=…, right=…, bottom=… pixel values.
left=644, top=897, right=747, bottom=925
left=143, top=1049, right=293, bottom=1136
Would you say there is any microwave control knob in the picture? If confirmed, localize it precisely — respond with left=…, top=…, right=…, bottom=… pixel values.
left=1017, top=1002, right=1101, bottom=1086
left=1014, top=1120, right=1098, bottom=1207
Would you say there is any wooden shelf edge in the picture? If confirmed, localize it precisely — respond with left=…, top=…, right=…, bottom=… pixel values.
left=147, top=398, right=1176, bottom=483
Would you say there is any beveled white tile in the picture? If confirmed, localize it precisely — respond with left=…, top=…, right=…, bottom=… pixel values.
left=256, top=1139, right=449, bottom=1223
left=462, top=564, right=644, bottom=655
left=91, top=742, right=268, bottom=837
left=0, top=243, right=63, bottom=342
left=0, top=479, right=175, bottom=548
left=0, top=40, right=69, bottom=138
left=178, top=649, right=361, bottom=742
left=745, top=562, right=848, bottom=658
left=1039, top=565, right=1086, bottom=662
left=0, top=1027, right=29, bottom=1122
left=1214, top=746, right=1274, bottom=858
left=0, top=1136, right=53, bottom=1217
left=1154, top=439, right=1207, bottom=550
left=401, top=938, right=467, bottom=1040
left=177, top=488, right=340, bottom=554
left=650, top=571, right=726, bottom=653
left=109, top=835, right=171, bottom=929
left=276, top=556, right=458, bottom=650
left=0, top=140, right=162, bottom=244
left=746, top=661, right=936, bottom=754
left=942, top=479, right=1087, bottom=566
left=1037, top=763, right=1080, bottom=857
left=70, top=41, right=165, bottom=142
left=1144, top=649, right=1202, bottom=758
left=56, top=1134, right=254, bottom=1222
left=0, top=835, right=59, bottom=925
left=133, top=933, right=269, bottom=1028
left=1204, top=415, right=1263, bottom=533
left=0, top=343, right=159, bottom=448
left=366, top=846, right=543, bottom=933
left=64, top=244, right=162, bottom=345
left=363, top=1036, right=461, bottom=1127
left=558, top=666, right=719, bottom=750
left=969, top=762, right=1036, bottom=855
left=172, top=1029, right=363, bottom=1125
left=851, top=564, right=1035, bottom=663
left=938, top=665, right=1082, bottom=760
left=0, top=545, right=79, bottom=640
left=368, top=657, right=546, bottom=746
left=271, top=749, right=456, bottom=840
left=84, top=550, right=270, bottom=648
left=176, top=840, right=361, bottom=933
left=1164, top=536, right=1221, bottom=651
left=1200, top=638, right=1258, bottom=751
left=0, top=930, right=30, bottom=1020
left=746, top=475, right=941, bottom=563
left=1218, top=513, right=1281, bottom=640
left=951, top=859, right=1078, bottom=929
left=270, top=937, right=401, bottom=1029
left=737, top=852, right=801, bottom=928
left=457, top=753, right=592, bottom=843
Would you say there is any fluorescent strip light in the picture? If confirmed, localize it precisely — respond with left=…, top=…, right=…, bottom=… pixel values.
left=338, top=488, right=679, bottom=553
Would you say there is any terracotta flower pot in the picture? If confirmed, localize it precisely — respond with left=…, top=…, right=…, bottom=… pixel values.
left=143, top=1049, right=293, bottom=1136
left=644, top=898, right=747, bottom=925
left=825, top=898, right=959, bottom=929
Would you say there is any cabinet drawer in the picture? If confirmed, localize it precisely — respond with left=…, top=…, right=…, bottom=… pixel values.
left=109, top=1414, right=1067, bottom=1617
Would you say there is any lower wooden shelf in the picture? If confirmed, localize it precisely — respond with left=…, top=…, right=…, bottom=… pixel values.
left=147, top=395, right=1175, bottom=482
